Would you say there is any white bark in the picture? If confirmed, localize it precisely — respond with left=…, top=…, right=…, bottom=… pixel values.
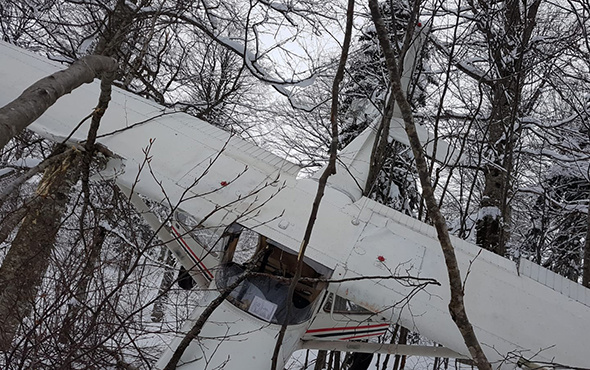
left=0, top=55, right=117, bottom=150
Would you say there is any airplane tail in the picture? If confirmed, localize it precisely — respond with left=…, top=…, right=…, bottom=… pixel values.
left=320, top=22, right=460, bottom=201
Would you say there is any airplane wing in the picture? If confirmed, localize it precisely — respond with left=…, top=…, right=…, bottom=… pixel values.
left=0, top=40, right=300, bottom=212
left=316, top=198, right=590, bottom=368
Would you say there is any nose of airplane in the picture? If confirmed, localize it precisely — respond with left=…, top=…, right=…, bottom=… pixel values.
left=155, top=289, right=311, bottom=369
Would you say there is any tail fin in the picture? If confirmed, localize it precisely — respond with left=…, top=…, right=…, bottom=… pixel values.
left=323, top=22, right=460, bottom=202
left=395, top=22, right=429, bottom=117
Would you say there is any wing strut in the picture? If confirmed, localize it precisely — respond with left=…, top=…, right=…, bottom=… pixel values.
left=300, top=340, right=468, bottom=360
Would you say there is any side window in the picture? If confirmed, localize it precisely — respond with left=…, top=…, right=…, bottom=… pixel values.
left=175, top=210, right=222, bottom=257
left=323, top=293, right=371, bottom=315
left=220, top=224, right=260, bottom=264
left=232, top=228, right=260, bottom=264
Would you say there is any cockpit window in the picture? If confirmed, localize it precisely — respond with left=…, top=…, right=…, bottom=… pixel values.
left=175, top=210, right=222, bottom=257
left=216, top=224, right=330, bottom=325
left=232, top=228, right=259, bottom=264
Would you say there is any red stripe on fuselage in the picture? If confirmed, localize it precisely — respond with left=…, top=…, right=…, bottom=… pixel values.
left=339, top=332, right=387, bottom=341
left=171, top=225, right=214, bottom=280
left=306, top=323, right=389, bottom=334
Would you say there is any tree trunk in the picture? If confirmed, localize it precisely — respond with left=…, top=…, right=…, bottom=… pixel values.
left=314, top=350, right=328, bottom=370
left=150, top=248, right=177, bottom=322
left=348, top=352, right=373, bottom=370
left=0, top=149, right=80, bottom=350
left=0, top=204, right=33, bottom=246
left=474, top=0, right=541, bottom=256
left=0, top=56, right=117, bottom=150
left=392, top=327, right=408, bottom=370
left=367, top=1, right=492, bottom=369
left=0, top=20, right=118, bottom=349
left=59, top=225, right=106, bottom=343
left=582, top=197, right=590, bottom=288
left=364, top=91, right=397, bottom=196
left=93, top=0, right=137, bottom=57
left=380, top=324, right=399, bottom=370
left=270, top=1, right=355, bottom=368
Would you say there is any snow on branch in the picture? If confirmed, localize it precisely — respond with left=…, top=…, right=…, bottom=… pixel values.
left=146, top=7, right=320, bottom=109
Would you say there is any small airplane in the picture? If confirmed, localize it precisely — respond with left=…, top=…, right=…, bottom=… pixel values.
left=1, top=24, right=589, bottom=370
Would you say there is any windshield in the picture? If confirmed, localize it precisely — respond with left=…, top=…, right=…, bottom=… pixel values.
left=217, top=263, right=314, bottom=324
left=216, top=225, right=329, bottom=325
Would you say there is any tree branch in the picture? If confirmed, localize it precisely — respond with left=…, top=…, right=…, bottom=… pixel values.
left=270, top=0, right=355, bottom=368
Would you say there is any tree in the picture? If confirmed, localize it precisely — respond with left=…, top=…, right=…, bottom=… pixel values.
left=368, top=0, right=493, bottom=368
left=1, top=1, right=344, bottom=365
left=342, top=0, right=422, bottom=215
left=469, top=0, right=542, bottom=256
left=0, top=148, right=80, bottom=350
left=0, top=56, right=117, bottom=151
left=0, top=54, right=117, bottom=352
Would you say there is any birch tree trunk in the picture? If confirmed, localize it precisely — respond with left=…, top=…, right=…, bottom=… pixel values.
left=0, top=19, right=117, bottom=351
left=0, top=149, right=80, bottom=350
left=0, top=55, right=116, bottom=151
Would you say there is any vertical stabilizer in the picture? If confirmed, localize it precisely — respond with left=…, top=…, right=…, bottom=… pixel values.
left=394, top=23, right=429, bottom=117
left=323, top=24, right=434, bottom=201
